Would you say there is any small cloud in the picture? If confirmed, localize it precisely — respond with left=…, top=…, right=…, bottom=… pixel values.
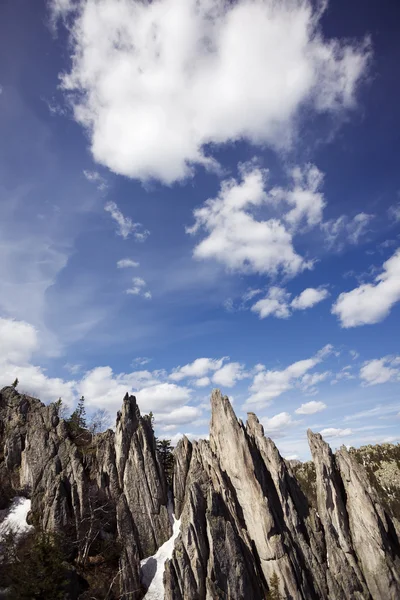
left=359, top=356, right=400, bottom=386
left=83, top=169, right=108, bottom=192
left=105, top=201, right=150, bottom=241
left=332, top=248, right=400, bottom=327
left=170, top=357, right=228, bottom=382
left=251, top=287, right=291, bottom=319
left=388, top=203, right=400, bottom=222
left=291, top=287, right=329, bottom=310
left=117, top=258, right=139, bottom=268
left=319, top=427, right=352, bottom=438
left=261, top=412, right=296, bottom=437
left=322, top=213, right=374, bottom=250
left=132, top=357, right=152, bottom=366
left=251, top=285, right=329, bottom=320
left=126, top=277, right=152, bottom=299
left=295, top=401, right=327, bottom=415
left=63, top=363, right=82, bottom=375
left=195, top=376, right=211, bottom=387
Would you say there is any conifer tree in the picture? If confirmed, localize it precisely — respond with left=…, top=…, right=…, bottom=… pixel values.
left=156, top=438, right=174, bottom=485
left=68, top=395, right=87, bottom=436
left=7, top=531, right=67, bottom=599
left=12, top=377, right=19, bottom=388
left=267, top=571, right=282, bottom=600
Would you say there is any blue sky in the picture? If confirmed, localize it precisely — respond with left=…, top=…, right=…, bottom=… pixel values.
left=1, top=0, right=400, bottom=459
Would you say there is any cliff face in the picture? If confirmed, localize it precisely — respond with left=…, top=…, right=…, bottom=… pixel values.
left=0, top=386, right=171, bottom=598
left=167, top=390, right=400, bottom=600
left=1, top=385, right=400, bottom=600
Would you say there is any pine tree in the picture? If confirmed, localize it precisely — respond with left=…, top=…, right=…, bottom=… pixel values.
left=12, top=377, right=19, bottom=388
left=7, top=531, right=68, bottom=599
left=148, top=411, right=155, bottom=430
left=53, top=397, right=68, bottom=419
left=157, top=438, right=174, bottom=486
left=267, top=571, right=282, bottom=600
left=68, top=395, right=87, bottom=436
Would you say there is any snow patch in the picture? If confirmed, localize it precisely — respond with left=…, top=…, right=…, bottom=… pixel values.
left=140, top=505, right=181, bottom=600
left=0, top=497, right=33, bottom=542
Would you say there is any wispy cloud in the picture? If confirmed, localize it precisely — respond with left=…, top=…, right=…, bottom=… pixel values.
left=83, top=169, right=108, bottom=192
left=126, top=277, right=152, bottom=299
left=117, top=258, right=139, bottom=269
left=105, top=201, right=150, bottom=241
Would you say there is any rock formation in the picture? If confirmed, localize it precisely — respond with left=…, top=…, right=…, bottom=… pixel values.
left=166, top=390, right=400, bottom=600
left=1, top=385, right=400, bottom=599
left=0, top=385, right=171, bottom=598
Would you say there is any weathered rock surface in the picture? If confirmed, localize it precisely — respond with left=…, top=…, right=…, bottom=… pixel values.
left=2, top=385, right=400, bottom=599
left=0, top=386, right=170, bottom=599
left=166, top=391, right=400, bottom=600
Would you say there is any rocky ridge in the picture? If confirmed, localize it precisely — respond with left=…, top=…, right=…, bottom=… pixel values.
left=1, top=385, right=400, bottom=599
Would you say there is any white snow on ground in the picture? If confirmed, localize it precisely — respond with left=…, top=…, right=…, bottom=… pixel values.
left=140, top=502, right=181, bottom=600
left=0, top=497, right=33, bottom=541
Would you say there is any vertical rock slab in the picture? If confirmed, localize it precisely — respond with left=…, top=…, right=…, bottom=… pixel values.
left=308, top=430, right=371, bottom=599
left=336, top=446, right=400, bottom=600
left=166, top=438, right=266, bottom=600
left=115, top=394, right=171, bottom=558
left=173, top=435, right=192, bottom=519
left=209, top=390, right=302, bottom=599
left=247, top=413, right=327, bottom=599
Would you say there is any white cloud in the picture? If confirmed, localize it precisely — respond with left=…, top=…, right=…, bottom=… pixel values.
left=155, top=405, right=202, bottom=426
left=291, top=287, right=329, bottom=310
left=261, top=412, right=295, bottom=436
left=83, top=169, right=108, bottom=192
left=300, top=371, right=330, bottom=391
left=170, top=357, right=227, bottom=381
left=0, top=317, right=38, bottom=364
left=0, top=317, right=75, bottom=405
left=251, top=285, right=328, bottom=319
left=322, top=213, right=374, bottom=250
left=284, top=454, right=300, bottom=461
left=137, top=383, right=192, bottom=413
left=79, top=366, right=192, bottom=415
left=212, top=362, right=247, bottom=388
left=350, top=350, right=359, bottom=360
left=319, top=427, right=352, bottom=438
left=251, top=287, right=291, bottom=319
left=270, top=164, right=326, bottom=230
left=388, top=203, right=400, bottom=222
left=132, top=356, right=152, bottom=366
left=126, top=276, right=152, bottom=299
left=245, top=344, right=332, bottom=409
left=359, top=356, right=400, bottom=386
left=189, top=164, right=319, bottom=278
left=295, top=400, right=327, bottom=415
left=331, top=365, right=355, bottom=385
left=344, top=403, right=400, bottom=422
left=105, top=201, right=149, bottom=241
left=117, top=258, right=139, bottom=268
left=332, top=248, right=400, bottom=327
left=195, top=376, right=211, bottom=387
left=64, top=363, right=82, bottom=375
left=52, top=0, right=369, bottom=184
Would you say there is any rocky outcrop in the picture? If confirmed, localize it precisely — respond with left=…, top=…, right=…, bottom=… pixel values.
left=166, top=391, right=400, bottom=600
left=0, top=386, right=171, bottom=599
left=336, top=446, right=400, bottom=599
left=2, top=385, right=400, bottom=599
